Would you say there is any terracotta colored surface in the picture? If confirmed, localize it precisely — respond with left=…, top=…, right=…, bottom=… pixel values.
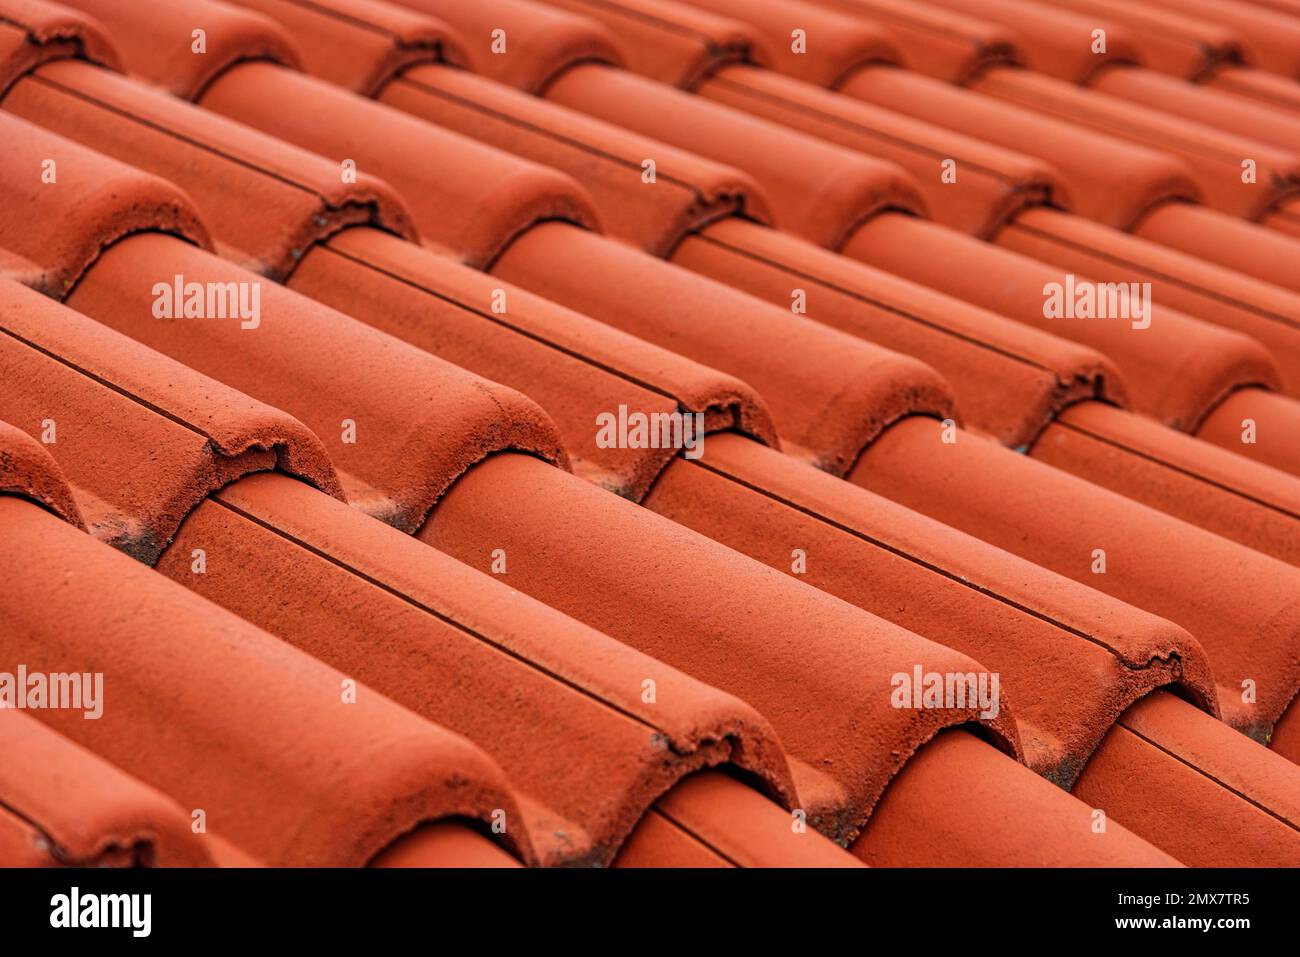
left=1142, top=0, right=1300, bottom=77
left=680, top=0, right=901, bottom=87
left=542, top=0, right=769, bottom=89
left=997, top=206, right=1300, bottom=395
left=219, top=0, right=466, bottom=95
left=65, top=233, right=568, bottom=530
left=0, top=710, right=213, bottom=867
left=421, top=451, right=1022, bottom=844
left=1196, top=387, right=1300, bottom=477
left=3, top=59, right=416, bottom=278
left=384, top=0, right=625, bottom=92
left=492, top=221, right=956, bottom=475
left=1272, top=695, right=1300, bottom=764
left=156, top=471, right=796, bottom=866
left=0, top=275, right=342, bottom=561
left=844, top=213, right=1277, bottom=431
left=1041, top=0, right=1241, bottom=78
left=380, top=62, right=773, bottom=255
left=10, top=0, right=1300, bottom=869
left=199, top=61, right=601, bottom=267
left=851, top=416, right=1300, bottom=740
left=1073, top=691, right=1300, bottom=867
left=852, top=730, right=1180, bottom=866
left=674, top=218, right=1122, bottom=449
left=290, top=226, right=776, bottom=498
left=920, top=0, right=1143, bottom=82
left=545, top=63, right=928, bottom=249
left=1206, top=64, right=1300, bottom=113
left=0, top=111, right=211, bottom=298
left=972, top=65, right=1300, bottom=220
left=841, top=65, right=1197, bottom=230
left=695, top=63, right=1064, bottom=237
left=643, top=432, right=1215, bottom=785
left=1092, top=63, right=1300, bottom=154
left=1265, top=194, right=1300, bottom=239
left=0, top=416, right=83, bottom=527
left=0, top=0, right=120, bottom=95
left=1031, top=401, right=1300, bottom=567
left=809, top=0, right=1017, bottom=83
left=1135, top=202, right=1300, bottom=295
left=0, top=494, right=535, bottom=867
left=617, top=771, right=866, bottom=868
left=372, top=822, right=522, bottom=868
left=57, top=0, right=303, bottom=99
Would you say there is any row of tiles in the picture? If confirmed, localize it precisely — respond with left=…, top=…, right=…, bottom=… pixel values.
left=2, top=0, right=1300, bottom=867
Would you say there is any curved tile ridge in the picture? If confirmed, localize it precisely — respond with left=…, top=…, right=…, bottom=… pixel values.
left=378, top=62, right=776, bottom=255
left=919, top=0, right=1144, bottom=82
left=615, top=772, right=866, bottom=867
left=157, top=471, right=801, bottom=866
left=65, top=232, right=570, bottom=532
left=680, top=0, right=902, bottom=88
left=697, top=63, right=1068, bottom=239
left=0, top=276, right=344, bottom=562
left=422, top=452, right=1024, bottom=844
left=0, top=112, right=212, bottom=298
left=675, top=218, right=1125, bottom=451
left=385, top=0, right=625, bottom=93
left=545, top=62, right=929, bottom=249
left=841, top=66, right=1201, bottom=231
left=846, top=213, right=1281, bottom=433
left=491, top=222, right=957, bottom=477
left=1033, top=401, right=1300, bottom=569
left=995, top=205, right=1300, bottom=396
left=293, top=226, right=779, bottom=500
left=539, top=0, right=773, bottom=89
left=0, top=497, right=539, bottom=867
left=5, top=58, right=417, bottom=278
left=1074, top=690, right=1300, bottom=866
left=197, top=63, right=604, bottom=268
left=815, top=0, right=1018, bottom=84
left=854, top=416, right=1300, bottom=741
left=215, top=0, right=469, bottom=96
left=0, top=0, right=120, bottom=95
left=645, top=432, right=1218, bottom=786
left=56, top=0, right=304, bottom=100
left=0, top=710, right=214, bottom=867
left=0, top=416, right=83, bottom=526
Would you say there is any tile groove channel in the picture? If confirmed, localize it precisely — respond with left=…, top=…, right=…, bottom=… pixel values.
left=687, top=455, right=1186, bottom=669
left=210, top=494, right=685, bottom=744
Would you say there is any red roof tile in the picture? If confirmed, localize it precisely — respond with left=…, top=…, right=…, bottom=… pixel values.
left=1072, top=691, right=1300, bottom=866
left=0, top=491, right=535, bottom=866
left=0, top=415, right=83, bottom=526
left=0, top=0, right=118, bottom=94
left=852, top=417, right=1300, bottom=740
left=852, top=730, right=1180, bottom=866
left=421, top=451, right=1023, bottom=842
left=0, top=112, right=210, bottom=296
left=1040, top=0, right=1243, bottom=78
left=0, top=276, right=342, bottom=560
left=642, top=431, right=1214, bottom=784
left=490, top=222, right=956, bottom=475
left=389, top=0, right=625, bottom=93
left=154, top=471, right=800, bottom=866
left=6, top=0, right=1300, bottom=870
left=812, top=0, right=1018, bottom=83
